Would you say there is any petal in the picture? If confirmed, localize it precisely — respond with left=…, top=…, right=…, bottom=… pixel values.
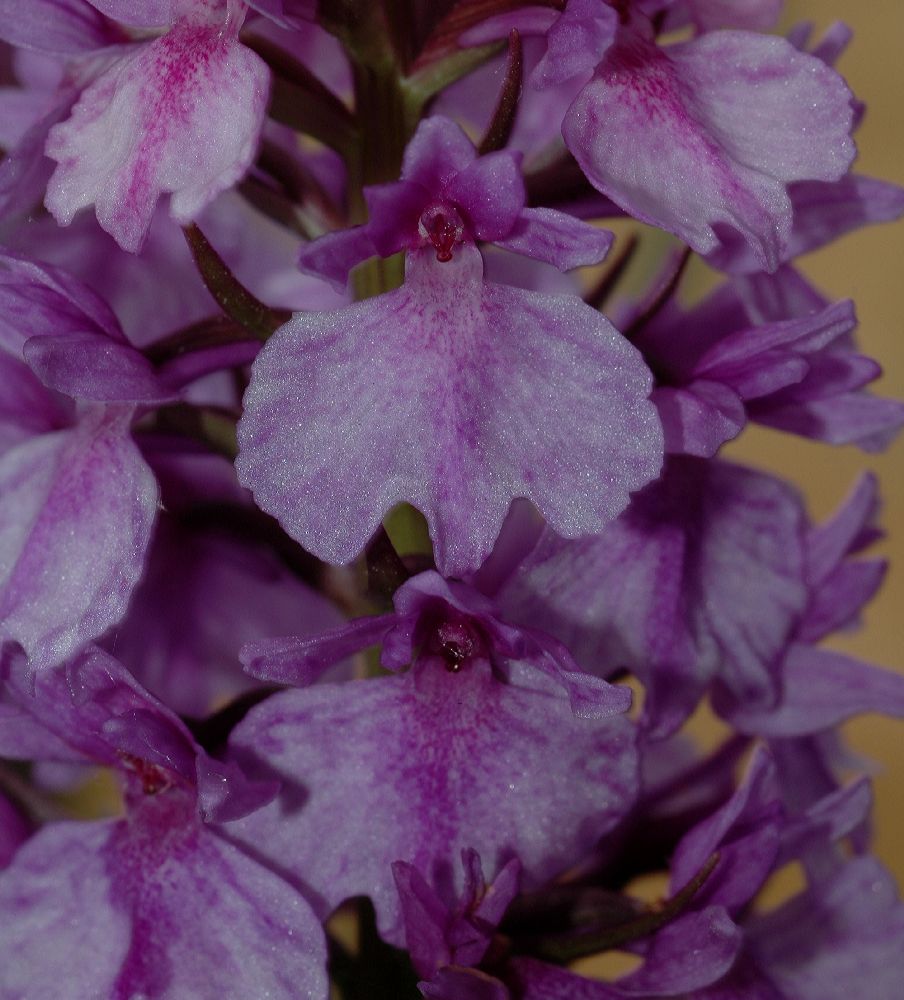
left=0, top=0, right=119, bottom=53
left=362, top=180, right=432, bottom=257
left=401, top=116, right=477, bottom=191
left=747, top=858, right=904, bottom=1000
left=708, top=175, right=904, bottom=273
left=669, top=747, right=780, bottom=913
left=0, top=98, right=71, bottom=224
left=45, top=24, right=269, bottom=252
left=24, top=331, right=176, bottom=403
left=240, top=613, right=396, bottom=685
left=0, top=352, right=70, bottom=453
left=226, top=670, right=638, bottom=942
left=0, top=646, right=197, bottom=779
left=444, top=152, right=525, bottom=241
left=778, top=778, right=872, bottom=866
left=532, top=0, right=618, bottom=89
left=493, top=207, right=613, bottom=271
left=564, top=30, right=855, bottom=269
left=799, top=560, right=886, bottom=643
left=618, top=908, right=742, bottom=995
left=297, top=224, right=380, bottom=290
left=0, top=809, right=329, bottom=999
left=393, top=861, right=453, bottom=978
left=497, top=458, right=808, bottom=735
left=0, top=249, right=124, bottom=351
left=652, top=381, right=746, bottom=457
left=237, top=244, right=662, bottom=577
left=723, top=645, right=904, bottom=738
left=695, top=301, right=857, bottom=399
left=0, top=408, right=158, bottom=669
left=805, top=472, right=880, bottom=591
left=0, top=820, right=132, bottom=997
left=751, top=392, right=904, bottom=450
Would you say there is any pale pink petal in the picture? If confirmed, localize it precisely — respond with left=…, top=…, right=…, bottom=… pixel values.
left=652, top=381, right=745, bottom=456
left=24, top=331, right=176, bottom=402
left=564, top=30, right=855, bottom=269
left=45, top=21, right=269, bottom=251
left=724, top=646, right=904, bottom=738
left=0, top=408, right=157, bottom=669
left=493, top=207, right=613, bottom=271
left=708, top=175, right=904, bottom=274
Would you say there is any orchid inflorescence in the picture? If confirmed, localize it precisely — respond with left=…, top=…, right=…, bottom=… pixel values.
left=1, top=1, right=903, bottom=997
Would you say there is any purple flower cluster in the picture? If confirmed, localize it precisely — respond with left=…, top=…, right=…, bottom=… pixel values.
left=1, top=0, right=903, bottom=997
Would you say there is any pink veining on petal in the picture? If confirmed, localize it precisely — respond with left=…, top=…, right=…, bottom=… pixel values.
left=563, top=25, right=855, bottom=270
left=45, top=10, right=269, bottom=251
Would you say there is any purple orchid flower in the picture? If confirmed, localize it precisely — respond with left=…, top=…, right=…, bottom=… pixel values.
left=0, top=645, right=329, bottom=999
left=470, top=0, right=856, bottom=271
left=31, top=0, right=271, bottom=252
left=394, top=849, right=520, bottom=997
left=564, top=2, right=856, bottom=270
left=237, top=114, right=663, bottom=576
left=511, top=747, right=891, bottom=999
left=634, top=266, right=904, bottom=456
left=492, top=456, right=809, bottom=736
left=225, top=570, right=638, bottom=943
left=0, top=250, right=167, bottom=670
left=717, top=474, right=904, bottom=739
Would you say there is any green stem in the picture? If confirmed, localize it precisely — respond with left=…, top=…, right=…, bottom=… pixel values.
left=183, top=224, right=290, bottom=341
left=521, top=853, right=721, bottom=964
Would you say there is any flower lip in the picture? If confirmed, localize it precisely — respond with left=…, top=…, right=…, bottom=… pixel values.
left=418, top=203, right=466, bottom=262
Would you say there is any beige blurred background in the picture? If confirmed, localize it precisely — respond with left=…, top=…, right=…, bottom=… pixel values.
left=721, top=0, right=904, bottom=886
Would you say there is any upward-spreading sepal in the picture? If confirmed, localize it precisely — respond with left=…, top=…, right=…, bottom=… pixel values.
left=297, top=115, right=613, bottom=288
